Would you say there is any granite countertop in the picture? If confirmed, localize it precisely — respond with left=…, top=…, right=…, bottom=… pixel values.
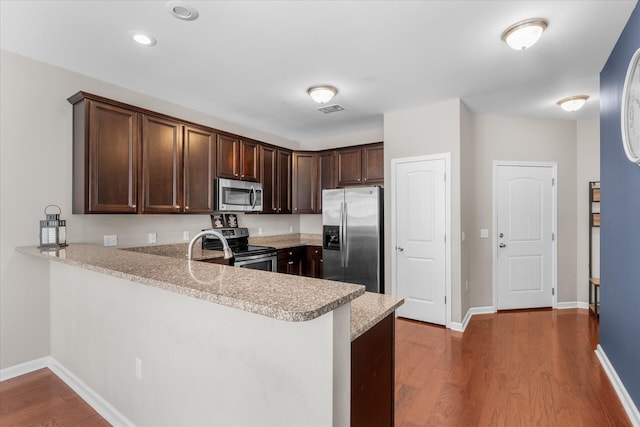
left=350, top=292, right=404, bottom=341
left=249, top=233, right=323, bottom=249
left=18, top=235, right=404, bottom=340
left=123, top=243, right=225, bottom=261
left=16, top=244, right=364, bottom=323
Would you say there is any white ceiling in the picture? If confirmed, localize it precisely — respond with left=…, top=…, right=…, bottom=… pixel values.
left=0, top=1, right=637, bottom=142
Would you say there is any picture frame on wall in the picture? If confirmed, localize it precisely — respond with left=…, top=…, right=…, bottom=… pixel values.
left=225, top=214, right=238, bottom=228
left=211, top=214, right=225, bottom=229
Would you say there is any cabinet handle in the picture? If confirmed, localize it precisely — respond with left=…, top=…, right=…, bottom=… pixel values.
left=241, top=174, right=244, bottom=178
left=288, top=261, right=294, bottom=265
left=357, top=178, right=361, bottom=182
left=132, top=204, right=137, bottom=208
left=176, top=205, right=180, bottom=208
left=320, top=259, right=323, bottom=263
left=364, top=178, right=367, bottom=182
left=185, top=206, right=189, bottom=210
left=289, top=251, right=293, bottom=255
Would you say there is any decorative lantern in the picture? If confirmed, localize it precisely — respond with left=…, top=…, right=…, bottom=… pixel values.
left=39, top=205, right=67, bottom=249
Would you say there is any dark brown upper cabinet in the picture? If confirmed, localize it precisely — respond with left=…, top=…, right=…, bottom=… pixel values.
left=217, top=134, right=259, bottom=182
left=183, top=126, right=217, bottom=214
left=336, top=142, right=384, bottom=187
left=292, top=152, right=319, bottom=214
left=277, top=149, right=292, bottom=214
left=140, top=114, right=183, bottom=214
left=70, top=96, right=138, bottom=214
left=261, top=145, right=291, bottom=214
left=362, top=143, right=384, bottom=184
left=317, top=150, right=337, bottom=210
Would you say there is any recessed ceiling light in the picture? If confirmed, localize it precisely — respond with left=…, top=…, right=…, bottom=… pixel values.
left=167, top=1, right=199, bottom=21
left=308, top=86, right=338, bottom=104
left=557, top=95, right=589, bottom=112
left=131, top=32, right=157, bottom=46
left=502, top=18, right=548, bottom=50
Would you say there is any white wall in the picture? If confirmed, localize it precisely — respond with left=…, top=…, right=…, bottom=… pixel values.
left=384, top=99, right=463, bottom=322
left=576, top=118, right=600, bottom=303
left=469, top=115, right=578, bottom=306
left=460, top=102, right=473, bottom=316
left=300, top=128, right=383, bottom=151
left=0, top=50, right=301, bottom=369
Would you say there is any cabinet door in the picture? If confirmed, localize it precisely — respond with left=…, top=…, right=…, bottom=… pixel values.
left=240, top=140, right=259, bottom=182
left=260, top=145, right=277, bottom=213
left=318, top=150, right=336, bottom=211
left=85, top=100, right=138, bottom=213
left=337, top=146, right=363, bottom=186
left=362, top=143, right=384, bottom=184
left=305, top=246, right=323, bottom=278
left=183, top=126, right=216, bottom=213
left=277, top=149, right=292, bottom=213
left=292, top=152, right=318, bottom=214
left=217, top=134, right=240, bottom=179
left=140, top=114, right=182, bottom=213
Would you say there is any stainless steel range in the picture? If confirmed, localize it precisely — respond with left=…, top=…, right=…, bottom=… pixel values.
left=201, top=227, right=277, bottom=272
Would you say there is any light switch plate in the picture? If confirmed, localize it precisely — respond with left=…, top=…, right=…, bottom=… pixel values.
left=148, top=232, right=157, bottom=244
left=480, top=229, right=489, bottom=238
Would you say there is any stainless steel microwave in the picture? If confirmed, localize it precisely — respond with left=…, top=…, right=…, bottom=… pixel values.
left=214, top=178, right=263, bottom=212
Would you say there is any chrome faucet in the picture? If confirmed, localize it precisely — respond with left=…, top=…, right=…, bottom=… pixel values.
left=187, top=230, right=234, bottom=260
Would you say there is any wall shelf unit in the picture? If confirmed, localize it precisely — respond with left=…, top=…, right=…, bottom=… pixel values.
left=589, top=181, right=600, bottom=318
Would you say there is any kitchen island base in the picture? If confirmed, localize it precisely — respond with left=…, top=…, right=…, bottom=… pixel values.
left=49, top=262, right=351, bottom=426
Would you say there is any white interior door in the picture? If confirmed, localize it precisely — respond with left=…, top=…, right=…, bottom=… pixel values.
left=394, top=157, right=447, bottom=325
left=495, top=164, right=555, bottom=310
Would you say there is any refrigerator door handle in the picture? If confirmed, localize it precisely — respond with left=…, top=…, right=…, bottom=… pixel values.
left=339, top=202, right=345, bottom=267
left=344, top=202, right=349, bottom=267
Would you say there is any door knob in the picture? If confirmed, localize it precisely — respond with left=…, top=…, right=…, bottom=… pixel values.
left=397, top=247, right=404, bottom=252
left=499, top=243, right=506, bottom=248
left=499, top=233, right=504, bottom=238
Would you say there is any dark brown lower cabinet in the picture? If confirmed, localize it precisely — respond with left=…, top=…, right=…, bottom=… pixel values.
left=277, top=247, right=305, bottom=275
left=305, top=246, right=323, bottom=278
left=351, top=313, right=395, bottom=427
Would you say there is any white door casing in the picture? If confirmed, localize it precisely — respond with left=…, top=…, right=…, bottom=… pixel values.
left=493, top=162, right=557, bottom=310
left=392, top=154, right=450, bottom=326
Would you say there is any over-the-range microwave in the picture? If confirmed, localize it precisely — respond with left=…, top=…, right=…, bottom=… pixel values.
left=214, top=178, right=263, bottom=212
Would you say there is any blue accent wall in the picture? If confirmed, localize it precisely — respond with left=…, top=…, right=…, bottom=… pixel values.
left=600, top=2, right=640, bottom=409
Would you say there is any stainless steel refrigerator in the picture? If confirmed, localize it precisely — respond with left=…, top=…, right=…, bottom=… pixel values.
left=322, top=187, right=384, bottom=293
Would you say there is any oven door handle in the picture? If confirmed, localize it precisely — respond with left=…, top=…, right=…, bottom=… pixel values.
left=233, top=252, right=277, bottom=263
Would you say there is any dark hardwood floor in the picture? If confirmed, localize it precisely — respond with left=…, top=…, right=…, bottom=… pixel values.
left=395, top=309, right=631, bottom=427
left=0, top=309, right=630, bottom=426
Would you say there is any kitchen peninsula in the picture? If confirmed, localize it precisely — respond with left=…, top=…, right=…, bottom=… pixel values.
left=17, top=243, right=403, bottom=426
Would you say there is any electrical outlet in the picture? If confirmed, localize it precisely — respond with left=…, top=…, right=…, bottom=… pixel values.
left=135, top=358, right=143, bottom=379
left=104, top=235, right=117, bottom=247
left=461, top=231, right=466, bottom=242
left=148, top=232, right=157, bottom=244
left=258, top=227, right=263, bottom=236
left=465, top=280, right=469, bottom=291
left=289, top=225, right=294, bottom=233
left=183, top=231, right=190, bottom=241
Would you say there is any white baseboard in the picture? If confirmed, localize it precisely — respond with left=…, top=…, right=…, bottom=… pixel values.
left=0, top=356, right=50, bottom=381
left=450, top=306, right=496, bottom=333
left=1, top=356, right=135, bottom=427
left=595, top=345, right=640, bottom=426
left=557, top=301, right=589, bottom=310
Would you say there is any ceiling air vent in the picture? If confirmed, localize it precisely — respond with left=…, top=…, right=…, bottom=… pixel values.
left=317, top=104, right=345, bottom=114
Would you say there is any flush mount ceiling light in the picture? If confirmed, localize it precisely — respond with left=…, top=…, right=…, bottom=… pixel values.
left=557, top=95, right=589, bottom=112
left=131, top=32, right=157, bottom=46
left=167, top=1, right=199, bottom=21
left=501, top=18, right=548, bottom=50
left=308, top=86, right=338, bottom=104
